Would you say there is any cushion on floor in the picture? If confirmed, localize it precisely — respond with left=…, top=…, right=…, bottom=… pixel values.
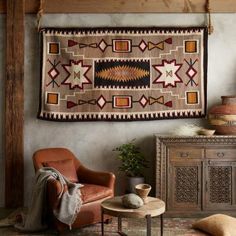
left=192, top=214, right=236, bottom=236
left=80, top=183, right=112, bottom=204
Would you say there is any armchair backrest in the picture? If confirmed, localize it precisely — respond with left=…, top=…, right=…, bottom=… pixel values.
left=33, top=147, right=81, bottom=172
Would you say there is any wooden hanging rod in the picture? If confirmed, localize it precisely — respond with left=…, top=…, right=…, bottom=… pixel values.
left=1, top=0, right=236, bottom=13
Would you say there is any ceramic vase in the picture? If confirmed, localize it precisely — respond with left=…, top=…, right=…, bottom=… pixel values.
left=135, top=184, right=152, bottom=204
left=208, top=96, right=236, bottom=135
left=126, top=176, right=144, bottom=193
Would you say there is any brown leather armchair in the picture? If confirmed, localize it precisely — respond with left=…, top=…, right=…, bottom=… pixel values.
left=33, top=147, right=115, bottom=231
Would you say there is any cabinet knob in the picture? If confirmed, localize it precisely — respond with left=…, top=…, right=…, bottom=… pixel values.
left=217, top=152, right=225, bottom=158
left=180, top=152, right=189, bottom=158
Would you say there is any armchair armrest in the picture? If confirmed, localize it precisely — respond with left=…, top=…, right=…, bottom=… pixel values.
left=77, top=165, right=115, bottom=189
left=47, top=178, right=68, bottom=209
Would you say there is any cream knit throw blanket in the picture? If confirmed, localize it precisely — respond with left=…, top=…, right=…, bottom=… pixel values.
left=15, top=167, right=83, bottom=232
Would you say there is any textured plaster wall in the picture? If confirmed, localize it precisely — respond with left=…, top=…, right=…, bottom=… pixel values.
left=1, top=13, right=236, bottom=206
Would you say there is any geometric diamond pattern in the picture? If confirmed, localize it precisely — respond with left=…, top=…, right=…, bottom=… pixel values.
left=48, top=68, right=59, bottom=79
left=97, top=95, right=107, bottom=109
left=139, top=40, right=147, bottom=52
left=139, top=95, right=148, bottom=108
left=98, top=39, right=108, bottom=52
left=186, top=67, right=197, bottom=79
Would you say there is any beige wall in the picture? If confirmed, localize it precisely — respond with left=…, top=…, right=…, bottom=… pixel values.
left=1, top=13, right=236, bottom=206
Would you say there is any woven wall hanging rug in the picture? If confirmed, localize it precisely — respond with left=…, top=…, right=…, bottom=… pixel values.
left=38, top=27, right=208, bottom=121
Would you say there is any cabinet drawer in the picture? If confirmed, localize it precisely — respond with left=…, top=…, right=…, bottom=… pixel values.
left=206, top=148, right=236, bottom=159
left=169, top=147, right=203, bottom=159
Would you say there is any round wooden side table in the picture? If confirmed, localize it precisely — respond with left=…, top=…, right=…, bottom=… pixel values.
left=101, top=196, right=165, bottom=236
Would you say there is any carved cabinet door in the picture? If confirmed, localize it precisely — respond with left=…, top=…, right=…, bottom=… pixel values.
left=204, top=160, right=236, bottom=210
left=168, top=160, right=202, bottom=211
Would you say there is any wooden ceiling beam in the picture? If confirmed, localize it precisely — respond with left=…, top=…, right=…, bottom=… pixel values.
left=0, top=0, right=236, bottom=13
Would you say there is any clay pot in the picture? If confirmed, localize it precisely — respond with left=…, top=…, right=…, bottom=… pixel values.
left=208, top=96, right=236, bottom=135
left=135, top=184, right=151, bottom=204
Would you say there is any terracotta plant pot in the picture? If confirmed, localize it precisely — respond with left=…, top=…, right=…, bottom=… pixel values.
left=208, top=96, right=236, bottom=135
left=135, top=184, right=151, bottom=204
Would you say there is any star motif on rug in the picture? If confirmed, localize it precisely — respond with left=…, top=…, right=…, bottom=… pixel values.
left=62, top=60, right=92, bottom=90
left=153, top=59, right=183, bottom=88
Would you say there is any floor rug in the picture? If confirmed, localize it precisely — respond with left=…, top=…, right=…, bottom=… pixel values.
left=0, top=217, right=209, bottom=235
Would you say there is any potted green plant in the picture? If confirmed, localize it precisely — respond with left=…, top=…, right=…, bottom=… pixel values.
left=113, top=140, right=148, bottom=193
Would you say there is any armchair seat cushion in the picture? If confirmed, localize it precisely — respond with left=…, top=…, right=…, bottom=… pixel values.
left=80, top=183, right=113, bottom=204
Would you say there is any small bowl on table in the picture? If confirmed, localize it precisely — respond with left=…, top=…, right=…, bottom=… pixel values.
left=198, top=128, right=215, bottom=136
left=135, top=184, right=152, bottom=204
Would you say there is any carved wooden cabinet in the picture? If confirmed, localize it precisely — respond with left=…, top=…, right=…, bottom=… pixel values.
left=155, top=135, right=236, bottom=216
